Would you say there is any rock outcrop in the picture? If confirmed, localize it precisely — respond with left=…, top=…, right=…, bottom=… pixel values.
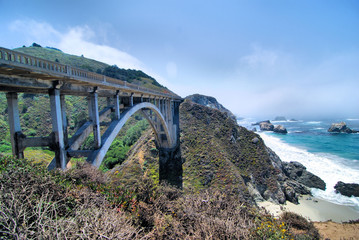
left=328, top=122, right=358, bottom=133
left=274, top=116, right=286, bottom=121
left=259, top=122, right=274, bottom=131
left=257, top=121, right=287, bottom=134
left=273, top=125, right=288, bottom=134
left=186, top=94, right=237, bottom=121
left=282, top=161, right=326, bottom=190
left=334, top=181, right=359, bottom=197
left=252, top=120, right=270, bottom=126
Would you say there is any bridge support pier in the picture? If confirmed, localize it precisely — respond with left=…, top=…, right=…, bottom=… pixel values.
left=60, top=95, right=68, bottom=147
left=159, top=144, right=182, bottom=188
left=49, top=89, right=67, bottom=169
left=88, top=92, right=101, bottom=149
left=114, top=91, right=120, bottom=120
left=6, top=92, right=24, bottom=159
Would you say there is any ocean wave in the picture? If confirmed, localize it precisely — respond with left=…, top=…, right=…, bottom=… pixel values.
left=347, top=118, right=359, bottom=121
left=304, top=121, right=322, bottom=124
left=259, top=132, right=359, bottom=209
left=291, top=130, right=303, bottom=133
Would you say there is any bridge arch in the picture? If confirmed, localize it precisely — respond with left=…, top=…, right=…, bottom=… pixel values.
left=88, top=102, right=174, bottom=167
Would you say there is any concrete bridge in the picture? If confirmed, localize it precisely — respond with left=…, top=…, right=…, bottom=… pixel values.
left=0, top=47, right=182, bottom=185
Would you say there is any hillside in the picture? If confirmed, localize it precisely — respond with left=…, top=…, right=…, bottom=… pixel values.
left=110, top=98, right=321, bottom=207
left=13, top=45, right=166, bottom=92
left=186, top=94, right=237, bottom=121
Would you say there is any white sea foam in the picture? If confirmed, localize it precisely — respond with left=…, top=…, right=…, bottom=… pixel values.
left=347, top=118, right=359, bottom=121
left=305, top=121, right=322, bottom=124
left=259, top=132, right=359, bottom=210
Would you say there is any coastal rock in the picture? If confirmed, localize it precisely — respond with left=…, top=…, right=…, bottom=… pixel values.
left=251, top=137, right=259, bottom=144
left=273, top=125, right=287, bottom=134
left=185, top=94, right=237, bottom=121
left=252, top=120, right=270, bottom=126
left=328, top=122, right=358, bottom=133
left=274, top=116, right=286, bottom=121
left=282, top=161, right=326, bottom=190
left=334, top=181, right=359, bottom=197
left=259, top=122, right=274, bottom=131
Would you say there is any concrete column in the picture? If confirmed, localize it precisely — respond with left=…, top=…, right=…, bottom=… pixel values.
left=6, top=92, right=24, bottom=159
left=49, top=89, right=66, bottom=169
left=60, top=95, right=68, bottom=147
left=114, top=91, right=120, bottom=120
left=130, top=93, right=134, bottom=107
left=160, top=99, right=163, bottom=114
left=89, top=92, right=101, bottom=149
left=168, top=100, right=173, bottom=124
left=140, top=94, right=143, bottom=103
left=164, top=99, right=168, bottom=122
left=162, top=99, right=165, bottom=114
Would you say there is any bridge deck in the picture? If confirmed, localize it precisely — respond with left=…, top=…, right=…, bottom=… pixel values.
left=0, top=47, right=181, bottom=100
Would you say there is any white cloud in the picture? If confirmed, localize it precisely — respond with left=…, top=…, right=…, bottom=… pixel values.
left=8, top=19, right=144, bottom=70
left=58, top=26, right=143, bottom=70
left=9, top=19, right=61, bottom=46
left=239, top=44, right=278, bottom=70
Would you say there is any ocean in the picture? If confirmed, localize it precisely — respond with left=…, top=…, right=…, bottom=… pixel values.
left=237, top=118, right=359, bottom=211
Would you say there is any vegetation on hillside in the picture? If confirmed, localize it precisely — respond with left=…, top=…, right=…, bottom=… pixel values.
left=0, top=155, right=320, bottom=239
left=179, top=99, right=281, bottom=200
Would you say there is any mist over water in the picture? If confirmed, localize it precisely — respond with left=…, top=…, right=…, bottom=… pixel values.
left=238, top=118, right=359, bottom=210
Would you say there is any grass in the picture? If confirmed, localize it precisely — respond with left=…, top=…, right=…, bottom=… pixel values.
left=0, top=153, right=320, bottom=239
left=13, top=46, right=108, bottom=72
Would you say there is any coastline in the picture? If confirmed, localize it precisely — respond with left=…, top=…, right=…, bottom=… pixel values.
left=257, top=195, right=359, bottom=223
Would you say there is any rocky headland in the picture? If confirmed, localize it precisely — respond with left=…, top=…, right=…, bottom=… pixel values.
left=186, top=94, right=237, bottom=121
left=178, top=98, right=323, bottom=204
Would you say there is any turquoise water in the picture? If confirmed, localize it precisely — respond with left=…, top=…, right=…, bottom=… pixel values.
left=270, top=119, right=359, bottom=164
left=238, top=118, right=359, bottom=209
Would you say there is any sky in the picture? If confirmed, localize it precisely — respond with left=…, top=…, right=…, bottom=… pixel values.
left=1, top=0, right=358, bottom=119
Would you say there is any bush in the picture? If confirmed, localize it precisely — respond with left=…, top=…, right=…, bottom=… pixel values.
left=0, top=156, right=138, bottom=239
left=281, top=212, right=320, bottom=239
left=32, top=42, right=42, bottom=47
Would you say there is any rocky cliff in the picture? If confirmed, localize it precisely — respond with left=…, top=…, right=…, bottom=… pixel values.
left=186, top=94, right=237, bottom=121
left=111, top=98, right=324, bottom=205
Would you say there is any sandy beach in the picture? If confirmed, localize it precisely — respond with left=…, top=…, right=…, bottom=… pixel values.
left=257, top=195, right=359, bottom=223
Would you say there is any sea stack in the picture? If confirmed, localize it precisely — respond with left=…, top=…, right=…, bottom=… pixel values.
left=328, top=122, right=358, bottom=133
left=259, top=121, right=274, bottom=131
left=273, top=125, right=288, bottom=134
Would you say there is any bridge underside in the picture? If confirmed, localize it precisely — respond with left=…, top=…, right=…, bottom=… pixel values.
left=0, top=46, right=182, bottom=186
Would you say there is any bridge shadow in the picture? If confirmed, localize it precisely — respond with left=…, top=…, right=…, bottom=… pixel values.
left=158, top=141, right=183, bottom=188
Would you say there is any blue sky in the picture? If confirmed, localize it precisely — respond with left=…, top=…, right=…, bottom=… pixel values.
left=1, top=0, right=358, bottom=119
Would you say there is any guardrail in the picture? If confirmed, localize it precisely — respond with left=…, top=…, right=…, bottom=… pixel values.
left=0, top=47, right=178, bottom=99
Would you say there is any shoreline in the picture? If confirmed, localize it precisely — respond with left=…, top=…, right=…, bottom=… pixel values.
left=257, top=195, right=359, bottom=223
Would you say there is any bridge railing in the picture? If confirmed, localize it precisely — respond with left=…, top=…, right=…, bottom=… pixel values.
left=0, top=47, right=179, bottom=99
